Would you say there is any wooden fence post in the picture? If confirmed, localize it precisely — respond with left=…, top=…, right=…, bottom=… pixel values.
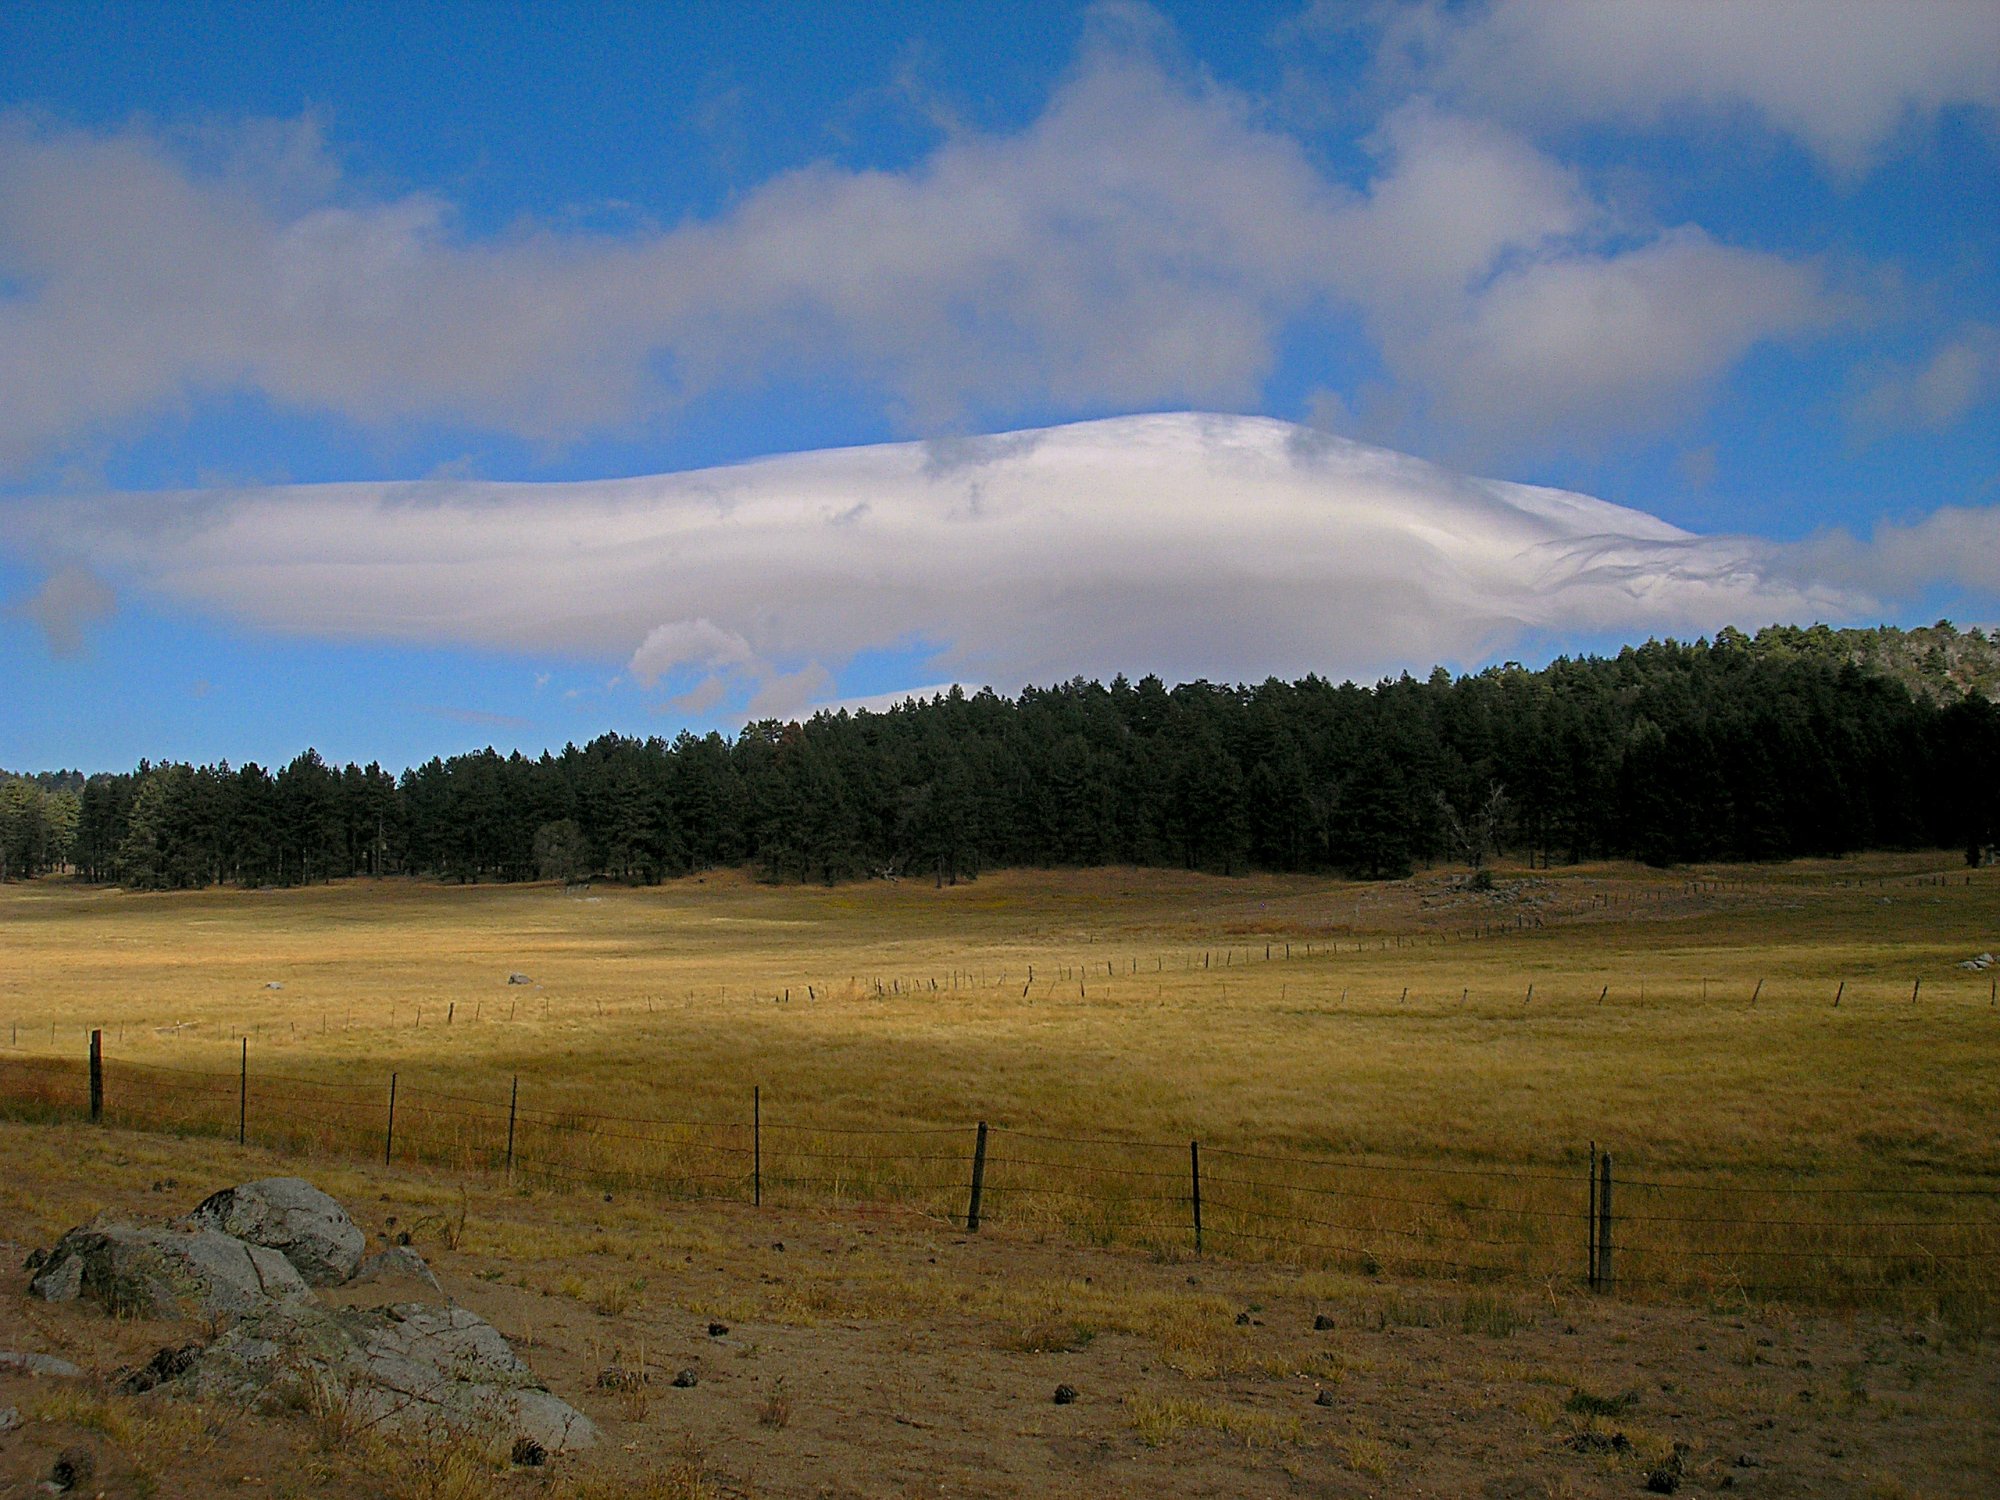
left=753, top=1085, right=762, bottom=1207
left=238, top=1037, right=247, bottom=1146
left=967, top=1121, right=988, bottom=1232
left=385, top=1073, right=398, bottom=1165
left=88, top=1030, right=103, bottom=1123
left=505, top=1075, right=518, bottom=1178
left=1597, top=1151, right=1614, bottom=1294
left=1191, top=1139, right=1203, bottom=1254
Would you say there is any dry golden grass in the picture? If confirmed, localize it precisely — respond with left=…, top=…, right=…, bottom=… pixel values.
left=1, top=854, right=1995, bottom=1313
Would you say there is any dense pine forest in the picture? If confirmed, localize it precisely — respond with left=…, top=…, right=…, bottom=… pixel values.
left=6, top=624, right=1999, bottom=888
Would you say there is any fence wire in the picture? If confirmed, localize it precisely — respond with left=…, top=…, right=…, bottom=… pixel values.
left=1, top=1047, right=1994, bottom=1317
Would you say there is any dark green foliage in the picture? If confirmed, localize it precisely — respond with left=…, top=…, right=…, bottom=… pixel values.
left=25, top=625, right=2000, bottom=888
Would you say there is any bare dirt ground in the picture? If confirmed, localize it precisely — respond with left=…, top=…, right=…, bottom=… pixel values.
left=0, top=1124, right=1993, bottom=1499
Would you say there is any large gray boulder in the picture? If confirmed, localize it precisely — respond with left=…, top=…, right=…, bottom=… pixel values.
left=29, top=1221, right=310, bottom=1321
left=188, top=1301, right=596, bottom=1453
left=181, top=1178, right=366, bottom=1285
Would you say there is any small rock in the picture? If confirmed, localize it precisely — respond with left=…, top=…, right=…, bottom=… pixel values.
left=1645, top=1443, right=1689, bottom=1495
left=22, top=1247, right=46, bottom=1272
left=508, top=973, right=533, bottom=985
left=0, top=1407, right=18, bottom=1434
left=116, top=1342, right=204, bottom=1394
left=707, top=1321, right=729, bottom=1338
left=672, top=1368, right=699, bottom=1388
left=1053, top=1384, right=1077, bottom=1405
left=1314, top=1389, right=1336, bottom=1407
left=1313, top=1314, right=1336, bottom=1331
left=352, top=1246, right=440, bottom=1291
left=0, top=1350, right=84, bottom=1379
left=1235, top=1311, right=1251, bottom=1326
left=46, top=1447, right=94, bottom=1493
left=510, top=1437, right=546, bottom=1467
left=264, top=982, right=283, bottom=990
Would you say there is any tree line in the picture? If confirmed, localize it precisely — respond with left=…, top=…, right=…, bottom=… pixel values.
left=13, top=625, right=2000, bottom=890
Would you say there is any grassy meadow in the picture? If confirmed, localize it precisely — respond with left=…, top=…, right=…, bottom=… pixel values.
left=2, top=853, right=1996, bottom=1311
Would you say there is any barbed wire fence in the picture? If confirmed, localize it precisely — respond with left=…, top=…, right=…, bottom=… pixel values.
left=1, top=1035, right=1994, bottom=1324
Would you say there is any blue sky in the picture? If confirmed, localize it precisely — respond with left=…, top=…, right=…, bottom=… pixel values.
left=3, top=1, right=1997, bottom=773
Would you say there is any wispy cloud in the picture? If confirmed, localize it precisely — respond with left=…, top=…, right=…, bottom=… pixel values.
left=418, top=705, right=532, bottom=730
left=1850, top=323, right=2000, bottom=434
left=11, top=564, right=115, bottom=656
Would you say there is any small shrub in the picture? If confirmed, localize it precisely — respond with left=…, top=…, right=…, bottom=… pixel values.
left=1565, top=1387, right=1639, bottom=1418
left=755, top=1375, right=791, bottom=1430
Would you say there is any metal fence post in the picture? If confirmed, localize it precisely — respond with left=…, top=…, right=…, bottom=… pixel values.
left=238, top=1037, right=247, bottom=1146
left=753, top=1085, right=762, bottom=1207
left=505, top=1075, right=518, bottom=1178
left=89, top=1030, right=103, bottom=1123
left=1191, top=1139, right=1203, bottom=1254
left=1586, top=1139, right=1597, bottom=1290
left=1600, top=1152, right=1616, bottom=1296
left=385, top=1072, right=397, bottom=1165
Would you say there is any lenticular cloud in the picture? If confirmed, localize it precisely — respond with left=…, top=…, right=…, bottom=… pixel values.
left=24, top=413, right=1863, bottom=703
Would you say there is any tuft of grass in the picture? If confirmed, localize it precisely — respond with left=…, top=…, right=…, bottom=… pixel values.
left=998, top=1317, right=1096, bottom=1353
left=1564, top=1386, right=1640, bottom=1418
left=30, top=1387, right=139, bottom=1444
left=1337, top=1434, right=1393, bottom=1480
left=376, top=1421, right=509, bottom=1500
left=554, top=1450, right=715, bottom=1500
left=1459, top=1290, right=1529, bottom=1337
left=1125, top=1393, right=1302, bottom=1449
left=756, top=1374, right=793, bottom=1430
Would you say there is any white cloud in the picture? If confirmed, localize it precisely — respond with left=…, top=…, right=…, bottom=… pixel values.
left=0, top=25, right=1831, bottom=474
left=1787, top=505, right=2000, bottom=597
left=1851, top=324, right=2000, bottom=432
left=1318, top=107, right=1832, bottom=448
left=1409, top=228, right=1831, bottom=444
left=747, top=664, right=836, bottom=722
left=18, top=414, right=1880, bottom=705
left=813, top=682, right=968, bottom=716
left=1392, top=0, right=2000, bottom=173
left=628, top=618, right=758, bottom=686
left=12, top=565, right=115, bottom=656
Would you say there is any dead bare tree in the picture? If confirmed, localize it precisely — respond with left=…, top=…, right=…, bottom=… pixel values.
left=1435, top=782, right=1509, bottom=869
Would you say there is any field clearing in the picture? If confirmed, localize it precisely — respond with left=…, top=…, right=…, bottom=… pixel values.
left=2, top=854, right=1997, bottom=1312
left=6, top=1120, right=1994, bottom=1499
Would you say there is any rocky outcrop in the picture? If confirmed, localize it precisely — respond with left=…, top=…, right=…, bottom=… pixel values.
left=181, top=1177, right=366, bottom=1285
left=189, top=1301, right=596, bottom=1452
left=28, top=1179, right=594, bottom=1455
left=28, top=1221, right=311, bottom=1320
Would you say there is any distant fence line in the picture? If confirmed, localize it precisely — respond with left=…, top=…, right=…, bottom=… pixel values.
left=1, top=1036, right=1994, bottom=1321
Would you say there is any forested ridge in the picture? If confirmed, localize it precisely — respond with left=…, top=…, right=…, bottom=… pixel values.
left=6, top=624, right=1999, bottom=888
